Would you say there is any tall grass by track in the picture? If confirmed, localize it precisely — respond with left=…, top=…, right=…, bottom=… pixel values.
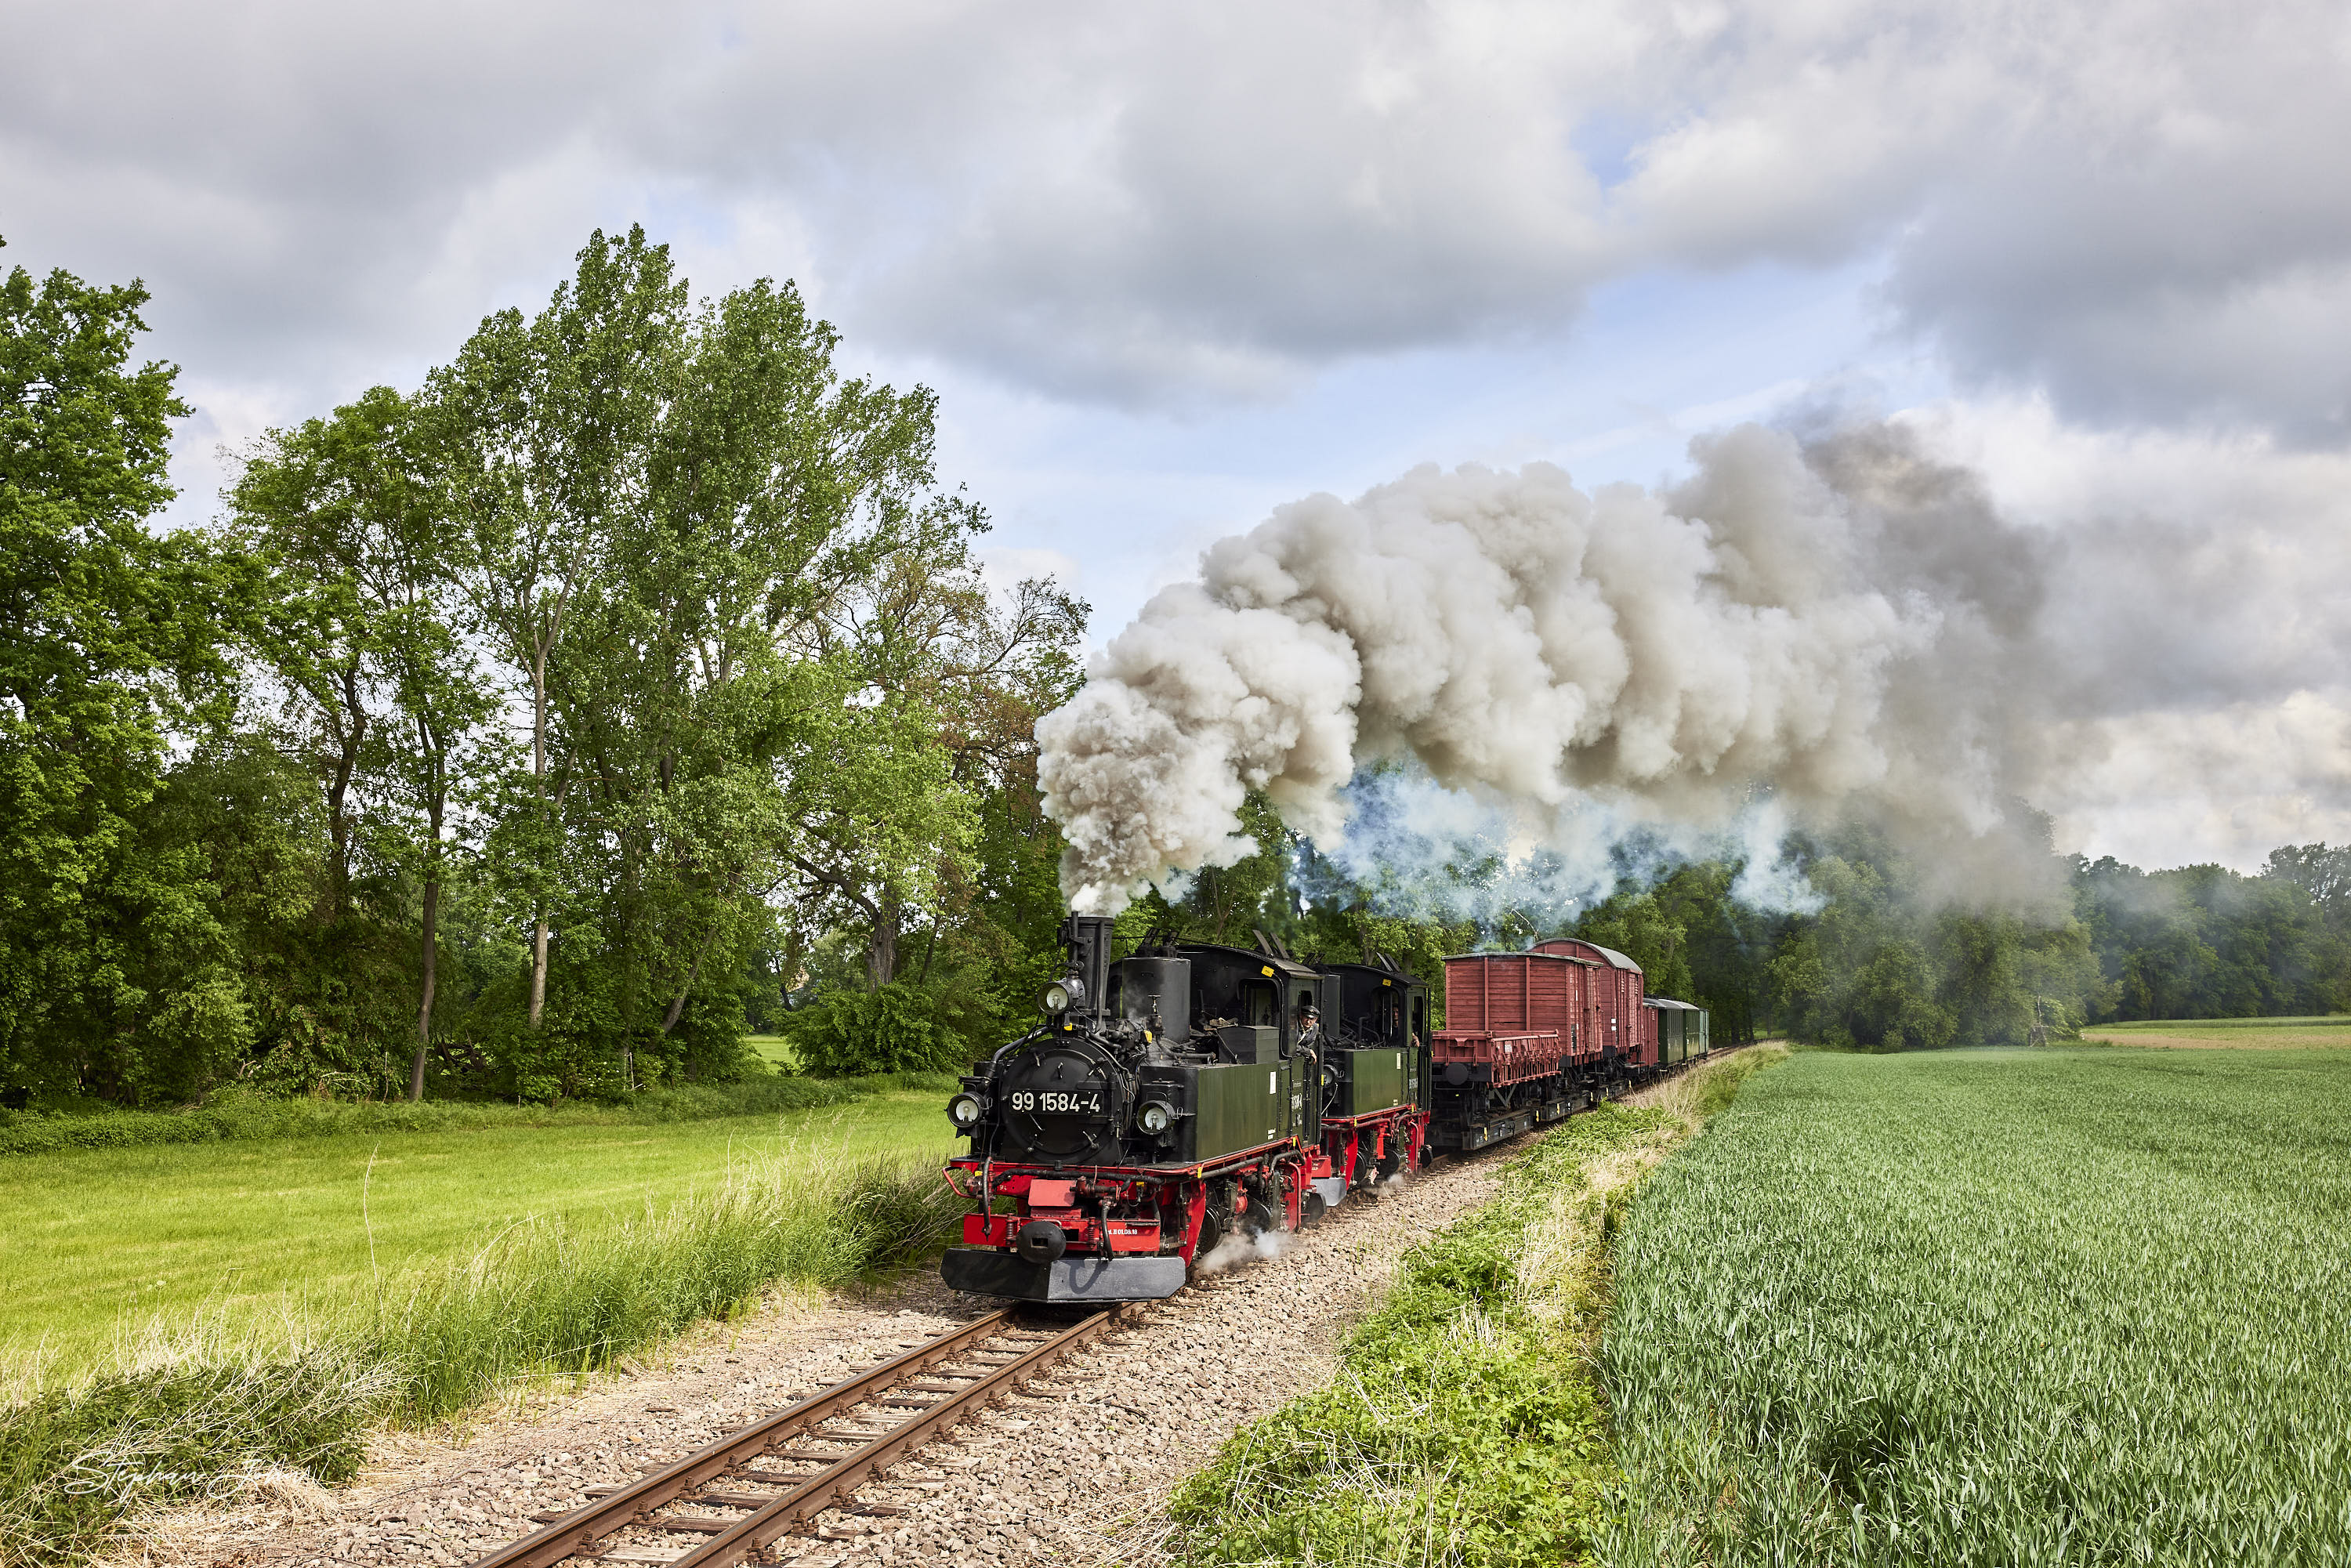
left=1603, top=1048, right=2351, bottom=1567
left=0, top=1148, right=963, bottom=1568
left=366, top=1146, right=962, bottom=1424
left=1165, top=1048, right=1787, bottom=1568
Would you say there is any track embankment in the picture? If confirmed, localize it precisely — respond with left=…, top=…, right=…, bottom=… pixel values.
left=101, top=1145, right=1518, bottom=1568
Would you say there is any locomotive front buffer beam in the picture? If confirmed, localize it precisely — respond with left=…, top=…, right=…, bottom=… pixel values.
left=940, top=1249, right=1189, bottom=1302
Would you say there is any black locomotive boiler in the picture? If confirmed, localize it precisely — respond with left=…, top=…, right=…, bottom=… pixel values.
left=940, top=915, right=1430, bottom=1302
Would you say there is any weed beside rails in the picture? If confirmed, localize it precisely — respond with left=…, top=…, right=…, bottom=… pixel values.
left=0, top=1148, right=961, bottom=1567
left=1601, top=1048, right=2351, bottom=1567
left=0, top=1333, right=387, bottom=1568
left=1165, top=1050, right=1786, bottom=1568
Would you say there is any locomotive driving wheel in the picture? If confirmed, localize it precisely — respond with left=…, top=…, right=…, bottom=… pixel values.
left=1190, top=1206, right=1226, bottom=1268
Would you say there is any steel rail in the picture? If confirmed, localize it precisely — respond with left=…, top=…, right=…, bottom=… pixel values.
left=462, top=1306, right=1046, bottom=1568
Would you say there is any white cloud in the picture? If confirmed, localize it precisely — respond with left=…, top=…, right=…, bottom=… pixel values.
left=13, top=0, right=2349, bottom=427
left=2041, top=693, right=2351, bottom=871
left=1900, top=394, right=2351, bottom=866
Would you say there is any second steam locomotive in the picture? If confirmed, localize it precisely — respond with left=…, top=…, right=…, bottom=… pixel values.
left=940, top=915, right=1709, bottom=1302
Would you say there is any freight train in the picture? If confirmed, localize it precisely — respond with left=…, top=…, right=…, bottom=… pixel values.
left=940, top=915, right=1708, bottom=1302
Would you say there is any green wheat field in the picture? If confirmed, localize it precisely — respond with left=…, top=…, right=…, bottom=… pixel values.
left=1602, top=1047, right=2351, bottom=1566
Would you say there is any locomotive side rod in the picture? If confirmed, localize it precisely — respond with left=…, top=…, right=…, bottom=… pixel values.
left=462, top=1308, right=1020, bottom=1568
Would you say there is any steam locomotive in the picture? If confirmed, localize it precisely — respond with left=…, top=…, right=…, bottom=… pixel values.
left=940, top=915, right=1710, bottom=1303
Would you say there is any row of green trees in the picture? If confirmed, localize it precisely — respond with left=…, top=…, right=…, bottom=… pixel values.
left=11, top=226, right=2340, bottom=1103
left=4, top=229, right=1083, bottom=1106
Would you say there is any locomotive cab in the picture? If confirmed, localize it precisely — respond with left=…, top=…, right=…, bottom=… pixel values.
left=1314, top=957, right=1426, bottom=1121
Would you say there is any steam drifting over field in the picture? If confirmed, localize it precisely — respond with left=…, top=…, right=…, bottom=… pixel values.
left=1038, top=421, right=2061, bottom=915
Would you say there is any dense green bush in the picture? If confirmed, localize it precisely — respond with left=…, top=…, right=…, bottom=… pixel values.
left=784, top=983, right=970, bottom=1075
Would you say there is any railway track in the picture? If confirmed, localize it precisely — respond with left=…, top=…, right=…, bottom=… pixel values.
left=459, top=1305, right=1132, bottom=1568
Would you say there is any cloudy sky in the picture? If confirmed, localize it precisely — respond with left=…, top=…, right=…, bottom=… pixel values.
left=8, top=0, right=2350, bottom=872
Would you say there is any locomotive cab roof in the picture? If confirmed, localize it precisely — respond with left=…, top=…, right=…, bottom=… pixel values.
left=1156, top=939, right=1320, bottom=982
left=1315, top=958, right=1423, bottom=982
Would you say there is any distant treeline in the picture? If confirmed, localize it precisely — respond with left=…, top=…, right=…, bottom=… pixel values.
left=1564, top=835, right=2351, bottom=1051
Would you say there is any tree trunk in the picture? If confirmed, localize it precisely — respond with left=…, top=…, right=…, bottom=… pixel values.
left=527, top=643, right=551, bottom=1029
left=324, top=663, right=368, bottom=923
left=866, top=891, right=901, bottom=991
left=530, top=917, right=550, bottom=1027
left=408, top=764, right=447, bottom=1102
left=409, top=871, right=440, bottom=1100
left=661, top=939, right=709, bottom=1034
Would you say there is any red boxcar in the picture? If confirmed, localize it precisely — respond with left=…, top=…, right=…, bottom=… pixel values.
left=1531, top=938, right=1649, bottom=1066
left=1428, top=949, right=1605, bottom=1150
left=1429, top=939, right=1708, bottom=1154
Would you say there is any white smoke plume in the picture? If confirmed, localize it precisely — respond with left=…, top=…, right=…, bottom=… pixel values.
left=1039, top=421, right=2060, bottom=914
left=1193, top=1225, right=1294, bottom=1276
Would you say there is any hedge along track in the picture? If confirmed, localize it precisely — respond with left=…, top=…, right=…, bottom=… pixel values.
left=465, top=1305, right=1134, bottom=1567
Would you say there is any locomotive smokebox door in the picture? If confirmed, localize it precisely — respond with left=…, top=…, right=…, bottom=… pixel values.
left=1000, top=1038, right=1126, bottom=1164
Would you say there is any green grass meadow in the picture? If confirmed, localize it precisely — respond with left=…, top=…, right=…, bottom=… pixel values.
left=741, top=1033, right=797, bottom=1070
left=1603, top=1047, right=2351, bottom=1566
left=1, top=1089, right=958, bottom=1390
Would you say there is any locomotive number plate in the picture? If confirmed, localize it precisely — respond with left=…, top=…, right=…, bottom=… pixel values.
left=1013, top=1091, right=1103, bottom=1114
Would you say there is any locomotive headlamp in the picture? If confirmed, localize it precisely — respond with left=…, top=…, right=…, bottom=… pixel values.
left=1041, top=976, right=1084, bottom=1015
left=947, top=1093, right=985, bottom=1128
left=1136, top=1099, right=1173, bottom=1135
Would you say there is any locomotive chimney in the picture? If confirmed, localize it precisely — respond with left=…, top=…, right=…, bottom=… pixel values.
left=1060, top=914, right=1114, bottom=1019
